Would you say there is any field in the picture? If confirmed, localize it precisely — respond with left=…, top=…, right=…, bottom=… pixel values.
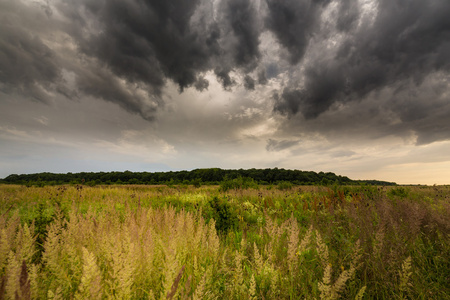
left=0, top=184, right=449, bottom=299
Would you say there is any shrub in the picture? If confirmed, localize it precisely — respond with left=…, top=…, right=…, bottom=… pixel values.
left=277, top=181, right=294, bottom=190
left=208, top=196, right=238, bottom=233
left=192, top=178, right=202, bottom=188
left=219, top=177, right=258, bottom=192
left=387, top=187, right=409, bottom=198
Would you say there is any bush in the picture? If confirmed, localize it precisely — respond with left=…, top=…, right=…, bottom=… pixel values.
left=219, top=176, right=259, bottom=192
left=192, top=178, right=202, bottom=188
left=208, top=196, right=238, bottom=233
left=277, top=181, right=294, bottom=190
left=387, top=187, right=409, bottom=198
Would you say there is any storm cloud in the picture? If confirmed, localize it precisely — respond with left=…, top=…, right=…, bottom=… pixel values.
left=265, top=0, right=330, bottom=64
left=2, top=0, right=449, bottom=128
left=0, top=1, right=60, bottom=104
left=1, top=0, right=450, bottom=183
left=271, top=0, right=450, bottom=143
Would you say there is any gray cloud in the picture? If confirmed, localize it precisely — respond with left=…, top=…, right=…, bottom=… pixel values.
left=331, top=150, right=356, bottom=158
left=278, top=0, right=450, bottom=118
left=336, top=0, right=359, bottom=32
left=0, top=1, right=60, bottom=104
left=271, top=0, right=450, bottom=144
left=214, top=68, right=236, bottom=90
left=265, top=0, right=330, bottom=64
left=56, top=0, right=264, bottom=97
left=74, top=65, right=160, bottom=121
left=257, top=68, right=268, bottom=84
left=194, top=76, right=209, bottom=92
left=1, top=0, right=450, bottom=146
left=243, top=75, right=255, bottom=90
left=266, top=139, right=300, bottom=152
left=72, top=0, right=215, bottom=93
left=221, top=0, right=262, bottom=71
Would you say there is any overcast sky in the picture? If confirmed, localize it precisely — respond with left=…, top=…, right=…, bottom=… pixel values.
left=1, top=0, right=450, bottom=184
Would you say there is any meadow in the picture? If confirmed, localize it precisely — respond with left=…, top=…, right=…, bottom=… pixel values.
left=0, top=183, right=449, bottom=299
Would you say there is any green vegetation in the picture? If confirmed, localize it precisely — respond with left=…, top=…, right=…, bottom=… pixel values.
left=0, top=168, right=396, bottom=187
left=0, top=184, right=448, bottom=299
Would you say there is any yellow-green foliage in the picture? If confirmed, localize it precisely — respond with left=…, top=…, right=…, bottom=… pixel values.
left=0, top=184, right=449, bottom=299
left=41, top=206, right=221, bottom=299
left=318, top=240, right=361, bottom=300
left=398, top=256, right=412, bottom=299
left=75, top=247, right=102, bottom=300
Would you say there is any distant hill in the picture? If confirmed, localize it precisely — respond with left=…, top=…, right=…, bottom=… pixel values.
left=0, top=168, right=396, bottom=186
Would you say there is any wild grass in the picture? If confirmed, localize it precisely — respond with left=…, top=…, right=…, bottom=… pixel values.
left=0, top=184, right=449, bottom=299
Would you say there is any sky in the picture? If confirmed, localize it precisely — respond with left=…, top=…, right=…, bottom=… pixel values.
left=1, top=0, right=450, bottom=185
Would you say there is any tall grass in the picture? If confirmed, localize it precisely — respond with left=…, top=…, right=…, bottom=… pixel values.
left=0, top=184, right=449, bottom=299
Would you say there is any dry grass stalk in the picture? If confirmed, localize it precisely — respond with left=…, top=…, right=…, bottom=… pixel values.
left=5, top=251, right=20, bottom=300
left=181, top=274, right=192, bottom=300
left=269, top=265, right=278, bottom=298
left=234, top=251, right=244, bottom=286
left=0, top=275, right=6, bottom=300
left=355, top=286, right=366, bottom=300
left=319, top=263, right=353, bottom=300
left=27, top=264, right=39, bottom=300
left=15, top=260, right=31, bottom=300
left=192, top=268, right=210, bottom=300
left=318, top=263, right=332, bottom=299
left=319, top=239, right=363, bottom=300
left=162, top=247, right=179, bottom=298
left=166, top=265, right=185, bottom=300
left=249, top=274, right=257, bottom=300
left=297, top=225, right=313, bottom=257
left=253, top=242, right=264, bottom=275
left=207, top=220, right=220, bottom=257
left=399, top=256, right=412, bottom=294
left=373, top=226, right=385, bottom=256
left=287, top=215, right=299, bottom=272
left=47, top=287, right=63, bottom=300
left=75, top=247, right=102, bottom=300
left=315, top=231, right=329, bottom=268
left=0, top=229, right=10, bottom=273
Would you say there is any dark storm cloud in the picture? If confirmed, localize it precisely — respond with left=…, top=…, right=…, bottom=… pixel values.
left=194, top=76, right=209, bottom=92
left=265, top=0, right=330, bottom=64
left=273, top=89, right=302, bottom=117
left=243, top=75, right=255, bottom=90
left=275, top=64, right=347, bottom=119
left=387, top=76, right=450, bottom=145
left=214, top=68, right=236, bottom=90
left=1, top=0, right=450, bottom=145
left=58, top=0, right=264, bottom=98
left=71, top=0, right=217, bottom=93
left=221, top=0, right=261, bottom=71
left=336, top=0, right=359, bottom=32
left=0, top=2, right=59, bottom=104
left=343, top=0, right=450, bottom=96
left=257, top=69, right=268, bottom=85
left=74, top=66, right=160, bottom=121
left=272, top=0, right=450, bottom=143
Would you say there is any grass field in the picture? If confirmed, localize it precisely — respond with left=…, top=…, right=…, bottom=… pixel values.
left=0, top=184, right=449, bottom=299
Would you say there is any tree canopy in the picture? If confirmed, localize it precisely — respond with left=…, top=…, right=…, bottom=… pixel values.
left=0, top=168, right=396, bottom=186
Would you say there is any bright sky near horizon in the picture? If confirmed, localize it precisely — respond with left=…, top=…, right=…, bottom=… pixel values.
left=1, top=0, right=450, bottom=185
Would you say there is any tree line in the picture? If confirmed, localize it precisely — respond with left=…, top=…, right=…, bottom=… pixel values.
left=0, top=168, right=396, bottom=186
